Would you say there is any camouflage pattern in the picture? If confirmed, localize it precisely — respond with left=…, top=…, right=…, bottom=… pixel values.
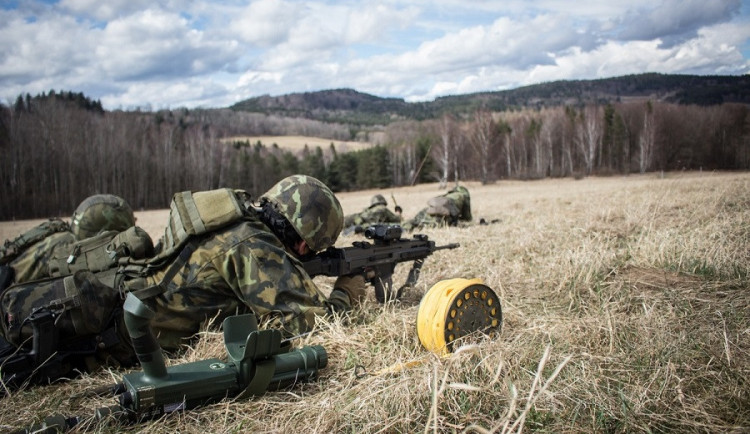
left=1, top=219, right=70, bottom=265
left=124, top=216, right=352, bottom=350
left=1, top=179, right=353, bottom=361
left=1, top=270, right=121, bottom=346
left=444, top=186, right=472, bottom=222
left=8, top=231, right=76, bottom=283
left=402, top=186, right=473, bottom=231
left=370, top=194, right=387, bottom=207
left=71, top=194, right=135, bottom=239
left=0, top=269, right=137, bottom=369
left=344, top=201, right=402, bottom=229
left=261, top=175, right=343, bottom=252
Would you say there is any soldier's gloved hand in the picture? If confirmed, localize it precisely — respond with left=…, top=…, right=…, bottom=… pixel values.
left=333, top=273, right=367, bottom=307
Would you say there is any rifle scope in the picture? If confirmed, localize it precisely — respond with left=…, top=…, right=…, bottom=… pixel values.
left=364, top=224, right=402, bottom=241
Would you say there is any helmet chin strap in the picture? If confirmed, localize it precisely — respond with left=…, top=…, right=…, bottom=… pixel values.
left=258, top=201, right=308, bottom=255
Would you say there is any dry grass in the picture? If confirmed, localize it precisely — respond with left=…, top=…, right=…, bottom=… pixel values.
left=220, top=135, right=374, bottom=154
left=1, top=171, right=749, bottom=433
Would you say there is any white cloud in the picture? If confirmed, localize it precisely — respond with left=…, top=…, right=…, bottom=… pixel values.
left=0, top=12, right=96, bottom=84
left=91, top=9, right=239, bottom=83
left=59, top=0, right=153, bottom=21
left=102, top=77, right=232, bottom=110
left=616, top=0, right=742, bottom=44
left=0, top=0, right=747, bottom=109
left=228, top=0, right=298, bottom=46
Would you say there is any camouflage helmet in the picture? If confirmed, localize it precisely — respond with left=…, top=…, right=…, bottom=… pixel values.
left=449, top=185, right=469, bottom=196
left=71, top=194, right=136, bottom=239
left=261, top=175, right=343, bottom=252
left=370, top=194, right=387, bottom=207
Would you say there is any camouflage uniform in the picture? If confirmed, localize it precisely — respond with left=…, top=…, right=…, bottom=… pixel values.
left=125, top=216, right=353, bottom=350
left=1, top=194, right=135, bottom=285
left=123, top=175, right=358, bottom=350
left=1, top=176, right=359, bottom=377
left=343, top=194, right=401, bottom=233
left=402, top=186, right=472, bottom=231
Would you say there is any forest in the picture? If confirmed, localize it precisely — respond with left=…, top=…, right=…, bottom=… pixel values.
left=1, top=88, right=748, bottom=220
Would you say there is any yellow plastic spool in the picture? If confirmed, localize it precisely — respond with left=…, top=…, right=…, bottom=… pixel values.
left=417, top=278, right=502, bottom=356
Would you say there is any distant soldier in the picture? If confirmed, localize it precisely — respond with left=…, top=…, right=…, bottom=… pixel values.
left=0, top=193, right=136, bottom=285
left=402, top=185, right=472, bottom=231
left=343, top=194, right=402, bottom=235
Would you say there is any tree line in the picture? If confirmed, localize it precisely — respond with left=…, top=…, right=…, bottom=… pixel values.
left=0, top=91, right=748, bottom=220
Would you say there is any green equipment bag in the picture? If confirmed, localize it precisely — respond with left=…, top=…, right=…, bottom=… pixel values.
left=0, top=269, right=135, bottom=386
left=47, top=226, right=154, bottom=278
left=150, top=188, right=251, bottom=264
left=0, top=219, right=71, bottom=265
left=1, top=270, right=121, bottom=346
left=1, top=219, right=76, bottom=284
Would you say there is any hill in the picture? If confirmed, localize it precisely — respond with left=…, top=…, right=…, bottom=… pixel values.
left=230, top=88, right=422, bottom=125
left=230, top=73, right=750, bottom=124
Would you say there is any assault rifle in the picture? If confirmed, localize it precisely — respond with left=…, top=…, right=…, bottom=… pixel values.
left=303, top=224, right=460, bottom=302
left=14, top=293, right=327, bottom=432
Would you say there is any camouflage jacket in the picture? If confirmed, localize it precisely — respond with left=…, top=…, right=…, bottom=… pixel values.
left=344, top=204, right=401, bottom=229
left=444, top=188, right=472, bottom=222
left=125, top=216, right=352, bottom=350
left=402, top=188, right=472, bottom=231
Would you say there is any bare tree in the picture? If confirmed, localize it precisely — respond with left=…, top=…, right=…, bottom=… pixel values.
left=436, top=114, right=455, bottom=188
left=495, top=116, right=512, bottom=178
left=540, top=107, right=565, bottom=177
left=453, top=122, right=470, bottom=182
left=470, top=109, right=496, bottom=184
left=639, top=101, right=656, bottom=173
left=579, top=105, right=603, bottom=175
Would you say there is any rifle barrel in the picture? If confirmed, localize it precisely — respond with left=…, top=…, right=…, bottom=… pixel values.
left=435, top=243, right=461, bottom=251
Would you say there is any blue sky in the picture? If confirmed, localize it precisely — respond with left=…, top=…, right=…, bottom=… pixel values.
left=1, top=0, right=748, bottom=110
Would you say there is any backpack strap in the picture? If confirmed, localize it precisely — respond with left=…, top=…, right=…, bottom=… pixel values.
left=131, top=239, right=199, bottom=301
left=178, top=191, right=207, bottom=234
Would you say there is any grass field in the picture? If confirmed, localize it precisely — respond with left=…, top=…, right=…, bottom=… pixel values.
left=1, top=171, right=749, bottom=433
left=220, top=135, right=374, bottom=154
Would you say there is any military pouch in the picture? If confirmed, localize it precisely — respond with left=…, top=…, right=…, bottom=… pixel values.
left=426, top=196, right=459, bottom=218
left=0, top=218, right=71, bottom=265
left=155, top=188, right=250, bottom=262
left=0, top=270, right=121, bottom=347
left=48, top=226, right=154, bottom=278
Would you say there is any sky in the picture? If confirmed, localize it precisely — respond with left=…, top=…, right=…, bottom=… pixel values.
left=1, top=0, right=749, bottom=110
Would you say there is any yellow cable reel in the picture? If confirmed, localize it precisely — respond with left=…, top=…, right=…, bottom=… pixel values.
left=417, top=278, right=502, bottom=356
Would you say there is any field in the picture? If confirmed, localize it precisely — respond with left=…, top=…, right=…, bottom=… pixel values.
left=1, top=171, right=749, bottom=433
left=220, top=135, right=374, bottom=154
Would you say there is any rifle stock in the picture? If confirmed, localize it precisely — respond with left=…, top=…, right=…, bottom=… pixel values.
left=303, top=224, right=460, bottom=302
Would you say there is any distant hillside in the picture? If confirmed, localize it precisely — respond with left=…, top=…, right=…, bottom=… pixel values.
left=230, top=73, right=750, bottom=125
left=231, top=88, right=422, bottom=125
